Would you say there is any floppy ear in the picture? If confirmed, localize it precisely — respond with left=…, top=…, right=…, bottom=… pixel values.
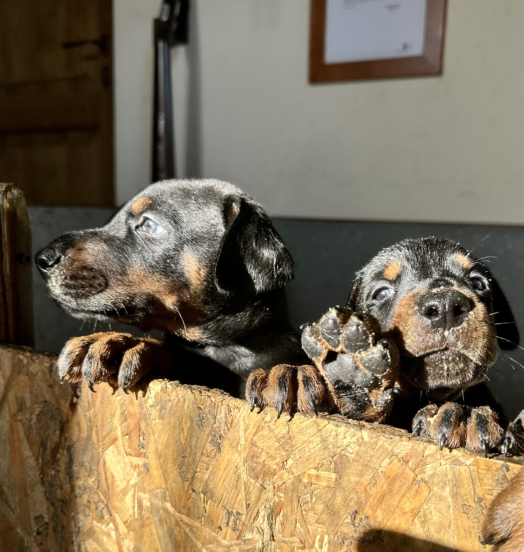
left=215, top=196, right=295, bottom=294
left=490, top=276, right=520, bottom=350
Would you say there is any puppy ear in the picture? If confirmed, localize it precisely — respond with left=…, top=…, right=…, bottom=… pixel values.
left=490, top=276, right=520, bottom=350
left=215, top=196, right=294, bottom=294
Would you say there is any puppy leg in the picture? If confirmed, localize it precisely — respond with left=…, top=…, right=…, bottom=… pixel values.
left=245, top=364, right=333, bottom=417
left=481, top=466, right=524, bottom=552
left=58, top=332, right=173, bottom=392
left=301, top=306, right=399, bottom=422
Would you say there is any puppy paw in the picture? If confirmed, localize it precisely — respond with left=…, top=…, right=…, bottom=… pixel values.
left=412, top=403, right=504, bottom=454
left=58, top=332, right=168, bottom=392
left=245, top=364, right=333, bottom=417
left=466, top=406, right=504, bottom=455
left=502, top=410, right=524, bottom=456
left=301, top=306, right=399, bottom=422
left=412, top=403, right=466, bottom=450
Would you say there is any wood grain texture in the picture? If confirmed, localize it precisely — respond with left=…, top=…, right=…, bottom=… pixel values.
left=0, top=344, right=522, bottom=551
left=0, top=0, right=114, bottom=207
left=0, top=184, right=34, bottom=347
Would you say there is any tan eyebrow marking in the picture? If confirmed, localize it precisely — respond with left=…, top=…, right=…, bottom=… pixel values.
left=456, top=252, right=473, bottom=270
left=383, top=260, right=402, bottom=281
left=130, top=196, right=152, bottom=215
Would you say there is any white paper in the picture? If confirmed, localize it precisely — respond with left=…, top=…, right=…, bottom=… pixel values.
left=324, top=0, right=427, bottom=64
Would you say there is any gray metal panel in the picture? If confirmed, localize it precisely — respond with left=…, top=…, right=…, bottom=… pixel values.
left=28, top=206, right=117, bottom=355
left=27, top=206, right=524, bottom=418
left=274, top=218, right=524, bottom=418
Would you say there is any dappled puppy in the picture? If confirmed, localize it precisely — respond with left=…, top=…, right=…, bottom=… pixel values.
left=248, top=237, right=524, bottom=454
left=35, top=179, right=307, bottom=396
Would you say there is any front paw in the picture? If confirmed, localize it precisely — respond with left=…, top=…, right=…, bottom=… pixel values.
left=502, top=410, right=524, bottom=456
left=246, top=364, right=333, bottom=418
left=301, top=306, right=399, bottom=422
left=412, top=403, right=504, bottom=454
left=58, top=332, right=166, bottom=392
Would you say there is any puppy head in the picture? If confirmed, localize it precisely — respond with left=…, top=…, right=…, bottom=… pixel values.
left=35, top=179, right=294, bottom=340
left=348, top=237, right=519, bottom=400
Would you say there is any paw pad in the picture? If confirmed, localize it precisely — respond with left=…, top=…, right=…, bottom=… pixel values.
left=301, top=306, right=399, bottom=422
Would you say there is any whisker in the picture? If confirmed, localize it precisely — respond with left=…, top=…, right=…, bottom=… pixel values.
left=504, top=354, right=524, bottom=370
left=467, top=235, right=490, bottom=258
left=173, top=305, right=187, bottom=332
left=496, top=336, right=524, bottom=351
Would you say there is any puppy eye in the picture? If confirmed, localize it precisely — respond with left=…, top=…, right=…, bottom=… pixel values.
left=373, top=287, right=394, bottom=301
left=470, top=277, right=486, bottom=292
left=137, top=217, right=162, bottom=235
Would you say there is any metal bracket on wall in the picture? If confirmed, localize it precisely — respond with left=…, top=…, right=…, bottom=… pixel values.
left=152, top=0, right=190, bottom=182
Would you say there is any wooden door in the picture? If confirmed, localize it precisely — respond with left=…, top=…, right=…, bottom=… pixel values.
left=0, top=0, right=114, bottom=207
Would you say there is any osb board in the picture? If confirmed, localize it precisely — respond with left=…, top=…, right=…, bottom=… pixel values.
left=0, top=345, right=73, bottom=552
left=0, top=345, right=522, bottom=552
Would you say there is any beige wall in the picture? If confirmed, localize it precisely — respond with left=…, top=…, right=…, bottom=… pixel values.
left=114, top=0, right=524, bottom=224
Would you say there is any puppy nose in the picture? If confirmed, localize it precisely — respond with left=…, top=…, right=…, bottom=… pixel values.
left=416, top=290, right=473, bottom=331
left=35, top=247, right=63, bottom=274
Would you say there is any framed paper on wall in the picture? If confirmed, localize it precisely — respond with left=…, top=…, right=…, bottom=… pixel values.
left=309, top=0, right=448, bottom=83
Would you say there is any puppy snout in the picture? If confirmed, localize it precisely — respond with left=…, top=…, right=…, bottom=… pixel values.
left=35, top=246, right=63, bottom=276
left=416, top=290, right=473, bottom=332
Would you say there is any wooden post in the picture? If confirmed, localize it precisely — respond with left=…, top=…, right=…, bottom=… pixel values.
left=0, top=344, right=521, bottom=551
left=0, top=184, right=34, bottom=347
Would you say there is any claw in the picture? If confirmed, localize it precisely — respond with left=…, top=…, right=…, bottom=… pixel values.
left=502, top=435, right=512, bottom=456
left=276, top=401, right=285, bottom=419
left=87, top=380, right=96, bottom=393
left=412, top=419, right=423, bottom=436
left=439, top=433, right=447, bottom=451
left=250, top=394, right=257, bottom=413
left=309, top=397, right=318, bottom=416
left=481, top=439, right=489, bottom=457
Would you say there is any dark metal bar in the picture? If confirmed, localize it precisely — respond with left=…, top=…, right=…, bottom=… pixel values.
left=152, top=0, right=189, bottom=182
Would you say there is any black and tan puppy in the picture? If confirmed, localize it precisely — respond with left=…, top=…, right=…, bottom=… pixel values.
left=248, top=237, right=524, bottom=454
left=35, top=179, right=307, bottom=396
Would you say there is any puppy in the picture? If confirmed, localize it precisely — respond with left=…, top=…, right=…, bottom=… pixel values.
left=481, top=460, right=524, bottom=551
left=248, top=237, right=524, bottom=454
left=35, top=179, right=307, bottom=396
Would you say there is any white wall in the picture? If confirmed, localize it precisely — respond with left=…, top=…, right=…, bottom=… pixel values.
left=114, top=0, right=524, bottom=224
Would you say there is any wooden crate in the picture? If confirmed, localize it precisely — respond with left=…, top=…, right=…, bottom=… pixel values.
left=0, top=344, right=521, bottom=551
